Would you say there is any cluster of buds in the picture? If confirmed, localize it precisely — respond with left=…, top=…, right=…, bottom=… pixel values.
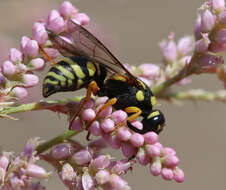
left=71, top=97, right=184, bottom=183
left=0, top=138, right=50, bottom=190
left=49, top=142, right=132, bottom=190
left=0, top=1, right=90, bottom=104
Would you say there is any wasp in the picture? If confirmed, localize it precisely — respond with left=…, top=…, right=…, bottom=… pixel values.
left=42, top=20, right=165, bottom=135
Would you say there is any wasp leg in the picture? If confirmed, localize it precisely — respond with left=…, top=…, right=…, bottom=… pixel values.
left=85, top=97, right=117, bottom=140
left=111, top=106, right=142, bottom=135
left=38, top=44, right=57, bottom=66
left=69, top=81, right=99, bottom=129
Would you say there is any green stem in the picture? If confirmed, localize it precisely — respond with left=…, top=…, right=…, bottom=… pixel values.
left=36, top=129, right=83, bottom=154
left=162, top=89, right=226, bottom=102
left=0, top=96, right=82, bottom=115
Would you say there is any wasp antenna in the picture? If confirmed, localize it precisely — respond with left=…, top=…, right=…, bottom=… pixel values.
left=38, top=44, right=57, bottom=66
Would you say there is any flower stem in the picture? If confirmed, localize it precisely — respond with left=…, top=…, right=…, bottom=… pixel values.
left=36, top=129, right=83, bottom=154
left=161, top=89, right=226, bottom=102
left=0, top=96, right=82, bottom=116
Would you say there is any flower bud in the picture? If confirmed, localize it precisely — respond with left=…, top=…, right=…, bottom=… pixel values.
left=150, top=158, right=162, bottom=176
left=82, top=171, right=95, bottom=190
left=32, top=22, right=48, bottom=46
left=161, top=168, right=174, bottom=180
left=164, top=155, right=179, bottom=168
left=72, top=149, right=92, bottom=165
left=117, top=127, right=132, bottom=141
left=139, top=63, right=160, bottom=79
left=20, top=36, right=30, bottom=51
left=146, top=144, right=161, bottom=157
left=61, top=163, right=76, bottom=181
left=130, top=133, right=144, bottom=147
left=23, top=74, right=39, bottom=87
left=74, top=13, right=90, bottom=26
left=23, top=39, right=39, bottom=57
left=121, top=143, right=137, bottom=158
left=136, top=148, right=150, bottom=166
left=0, top=156, right=9, bottom=170
left=194, top=16, right=202, bottom=40
left=9, top=48, right=23, bottom=62
left=52, top=144, right=72, bottom=160
left=25, top=163, right=50, bottom=178
left=100, top=118, right=115, bottom=133
left=201, top=9, right=215, bottom=32
left=47, top=10, right=65, bottom=34
left=195, top=33, right=210, bottom=53
left=2, top=60, right=16, bottom=77
left=89, top=121, right=102, bottom=136
left=109, top=174, right=128, bottom=190
left=95, top=170, right=110, bottom=185
left=173, top=167, right=185, bottom=183
left=12, top=87, right=28, bottom=100
left=143, top=132, right=158, bottom=145
left=59, top=1, right=78, bottom=18
left=111, top=110, right=127, bottom=124
left=210, top=0, right=225, bottom=12
left=28, top=58, right=45, bottom=70
left=160, top=40, right=177, bottom=62
left=91, top=155, right=110, bottom=170
left=81, top=108, right=96, bottom=121
left=177, top=36, right=194, bottom=55
left=71, top=118, right=83, bottom=131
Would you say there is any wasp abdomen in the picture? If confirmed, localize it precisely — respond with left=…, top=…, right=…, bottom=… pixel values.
left=43, top=56, right=103, bottom=97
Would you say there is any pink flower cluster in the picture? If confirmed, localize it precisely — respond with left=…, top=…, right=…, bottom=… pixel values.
left=49, top=142, right=132, bottom=190
left=71, top=97, right=184, bottom=183
left=0, top=138, right=50, bottom=190
left=0, top=1, right=90, bottom=103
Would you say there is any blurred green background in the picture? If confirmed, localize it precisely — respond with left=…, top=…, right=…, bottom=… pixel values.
left=1, top=0, right=226, bottom=189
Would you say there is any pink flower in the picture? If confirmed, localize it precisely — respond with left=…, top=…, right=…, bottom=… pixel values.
left=9, top=48, right=23, bottom=62
left=81, top=108, right=96, bottom=121
left=23, top=39, right=39, bottom=57
left=72, top=149, right=92, bottom=165
left=59, top=1, right=78, bottom=18
left=194, top=16, right=202, bottom=40
left=74, top=13, right=90, bottom=26
left=32, top=22, right=48, bottom=46
left=1, top=60, right=16, bottom=77
left=129, top=133, right=144, bottom=147
left=91, top=155, right=111, bottom=170
left=201, top=9, right=215, bottom=32
left=195, top=33, right=211, bottom=53
left=28, top=58, right=45, bottom=70
left=210, top=0, right=225, bottom=11
left=12, top=87, right=28, bottom=100
left=100, top=118, right=115, bottom=133
left=95, top=170, right=110, bottom=185
left=47, top=10, right=65, bottom=34
left=177, top=36, right=194, bottom=55
left=51, top=144, right=72, bottom=160
left=23, top=74, right=39, bottom=87
left=25, top=163, right=50, bottom=178
left=160, top=39, right=177, bottom=62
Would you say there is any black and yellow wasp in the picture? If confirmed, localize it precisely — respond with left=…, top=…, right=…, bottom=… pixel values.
left=42, top=20, right=165, bottom=135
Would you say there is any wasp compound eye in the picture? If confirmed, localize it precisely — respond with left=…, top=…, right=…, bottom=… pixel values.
left=142, top=110, right=165, bottom=134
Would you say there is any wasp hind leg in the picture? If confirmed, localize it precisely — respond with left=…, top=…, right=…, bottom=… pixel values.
left=69, top=81, right=99, bottom=129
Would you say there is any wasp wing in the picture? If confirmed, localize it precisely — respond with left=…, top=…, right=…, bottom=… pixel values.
left=48, top=20, right=140, bottom=87
left=68, top=20, right=141, bottom=85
